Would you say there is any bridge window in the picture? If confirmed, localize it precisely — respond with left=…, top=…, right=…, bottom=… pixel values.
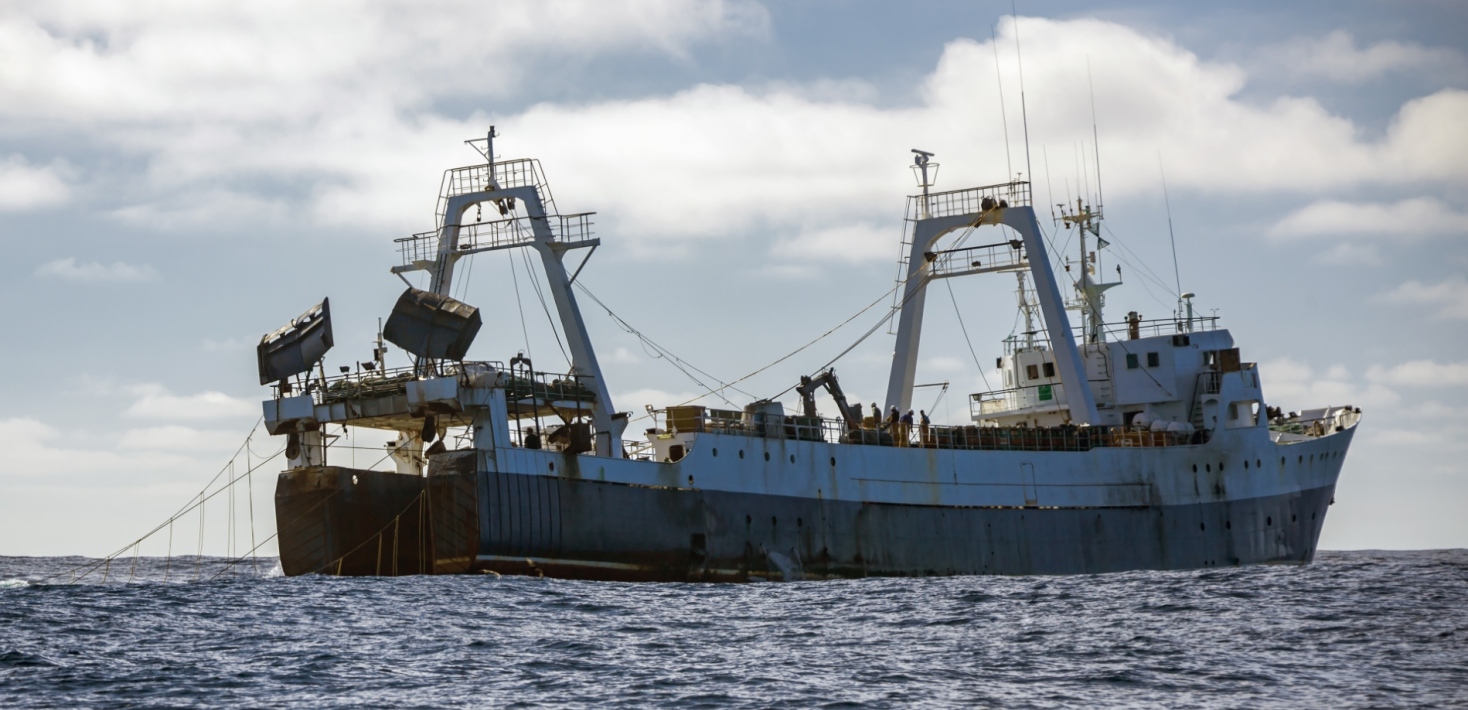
left=1147, top=352, right=1160, bottom=367
left=1026, top=364, right=1040, bottom=380
left=1126, top=353, right=1139, bottom=369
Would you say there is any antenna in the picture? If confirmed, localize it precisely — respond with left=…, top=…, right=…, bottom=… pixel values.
left=1088, top=58, right=1104, bottom=211
left=991, top=24, right=1013, bottom=180
left=1158, top=152, right=1184, bottom=308
left=1010, top=4, right=1034, bottom=184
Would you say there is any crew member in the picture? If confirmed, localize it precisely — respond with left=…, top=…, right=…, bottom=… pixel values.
left=524, top=426, right=542, bottom=450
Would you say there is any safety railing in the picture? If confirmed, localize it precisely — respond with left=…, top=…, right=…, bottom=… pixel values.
left=436, top=158, right=561, bottom=228
left=927, top=240, right=1028, bottom=278
left=649, top=407, right=1197, bottom=451
left=1110, top=316, right=1221, bottom=340
left=270, top=361, right=509, bottom=406
left=908, top=180, right=1031, bottom=221
left=1269, top=406, right=1360, bottom=439
left=504, top=370, right=596, bottom=405
left=395, top=212, right=596, bottom=268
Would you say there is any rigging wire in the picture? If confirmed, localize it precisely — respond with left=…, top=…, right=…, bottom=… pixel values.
left=572, top=282, right=745, bottom=406
left=1159, top=152, right=1184, bottom=298
left=944, top=279, right=994, bottom=392
left=991, top=23, right=1013, bottom=180
left=507, top=250, right=533, bottom=361
left=519, top=248, right=571, bottom=368
left=44, top=422, right=285, bottom=584
left=1011, top=4, right=1035, bottom=184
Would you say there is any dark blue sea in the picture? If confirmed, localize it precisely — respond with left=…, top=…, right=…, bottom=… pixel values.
left=1, top=550, right=1464, bottom=708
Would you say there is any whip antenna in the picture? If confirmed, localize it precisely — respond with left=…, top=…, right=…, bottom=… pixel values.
left=1088, top=58, right=1104, bottom=210
left=1010, top=3, right=1034, bottom=184
left=1159, top=152, right=1183, bottom=298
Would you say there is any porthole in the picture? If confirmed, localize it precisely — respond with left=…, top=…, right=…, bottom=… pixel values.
left=712, top=448, right=718, bottom=457
left=1298, top=455, right=1303, bottom=464
left=739, top=450, right=745, bottom=459
left=1192, top=464, right=1198, bottom=473
left=745, top=514, right=751, bottom=525
left=789, top=454, right=795, bottom=463
left=1225, top=520, right=1232, bottom=530
left=1266, top=516, right=1272, bottom=526
left=764, top=452, right=770, bottom=462
left=830, top=457, right=836, bottom=467
left=771, top=516, right=777, bottom=526
left=1257, top=459, right=1262, bottom=468
left=797, top=517, right=803, bottom=528
left=688, top=475, right=694, bottom=485
left=1244, top=460, right=1249, bottom=470
left=1219, top=461, right=1225, bottom=471
left=1281, top=457, right=1286, bottom=466
left=1292, top=514, right=1297, bottom=523
left=1200, top=522, right=1206, bottom=531
left=549, top=462, right=555, bottom=471
left=1206, top=464, right=1211, bottom=473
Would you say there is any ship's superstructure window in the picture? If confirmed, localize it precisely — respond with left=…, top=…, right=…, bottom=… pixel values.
left=1126, top=353, right=1139, bottom=369
left=1226, top=400, right=1260, bottom=428
left=1147, top=352, right=1160, bottom=367
left=1043, top=362, right=1055, bottom=378
left=1027, top=364, right=1040, bottom=380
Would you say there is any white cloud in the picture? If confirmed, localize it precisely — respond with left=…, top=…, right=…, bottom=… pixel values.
left=124, top=384, right=257, bottom=420
left=1254, top=31, right=1467, bottom=84
left=119, top=426, right=248, bottom=453
left=203, top=338, right=249, bottom=352
left=2, top=15, right=1464, bottom=244
left=1267, top=197, right=1468, bottom=239
left=108, top=190, right=290, bottom=231
left=772, top=222, right=898, bottom=264
left=1380, top=275, right=1468, bottom=319
left=0, top=155, right=70, bottom=210
left=1258, top=357, right=1398, bottom=412
left=1313, top=242, right=1380, bottom=266
left=34, top=257, right=156, bottom=282
left=0, top=417, right=200, bottom=478
left=751, top=263, right=822, bottom=281
left=606, top=347, right=640, bottom=365
left=1366, top=360, right=1468, bottom=387
left=922, top=356, right=968, bottom=373
left=0, top=0, right=769, bottom=125
left=614, top=387, right=709, bottom=411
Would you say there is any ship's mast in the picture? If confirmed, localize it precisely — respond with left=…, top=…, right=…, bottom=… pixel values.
left=398, top=130, right=626, bottom=457
left=1016, top=271, right=1036, bottom=350
left=883, top=151, right=1099, bottom=424
left=1059, top=198, right=1118, bottom=344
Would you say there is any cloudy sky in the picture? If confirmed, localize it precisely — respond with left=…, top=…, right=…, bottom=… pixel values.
left=1, top=0, right=1464, bottom=557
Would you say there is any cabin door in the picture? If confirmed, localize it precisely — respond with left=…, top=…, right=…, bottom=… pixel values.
left=1020, top=462, right=1037, bottom=507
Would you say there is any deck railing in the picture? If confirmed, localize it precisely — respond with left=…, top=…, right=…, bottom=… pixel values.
left=650, top=406, right=1194, bottom=452
left=395, top=212, right=595, bottom=267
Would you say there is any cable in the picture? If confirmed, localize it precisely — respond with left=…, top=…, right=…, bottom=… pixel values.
left=945, top=279, right=994, bottom=392
left=519, top=248, right=570, bottom=368
left=573, top=282, right=746, bottom=405
left=507, top=250, right=533, bottom=361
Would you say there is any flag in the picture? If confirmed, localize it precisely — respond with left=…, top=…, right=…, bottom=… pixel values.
left=1096, top=234, right=1110, bottom=249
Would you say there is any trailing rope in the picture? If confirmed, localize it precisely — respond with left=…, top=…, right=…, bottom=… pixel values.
left=42, top=417, right=281, bottom=584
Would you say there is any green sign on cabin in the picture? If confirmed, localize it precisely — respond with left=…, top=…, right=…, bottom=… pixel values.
left=1038, top=384, right=1053, bottom=401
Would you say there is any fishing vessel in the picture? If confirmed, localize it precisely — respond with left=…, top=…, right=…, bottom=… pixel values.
left=257, top=130, right=1359, bottom=580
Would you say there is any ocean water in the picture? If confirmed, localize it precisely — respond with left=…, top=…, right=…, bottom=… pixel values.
left=1, top=550, right=1464, bottom=708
